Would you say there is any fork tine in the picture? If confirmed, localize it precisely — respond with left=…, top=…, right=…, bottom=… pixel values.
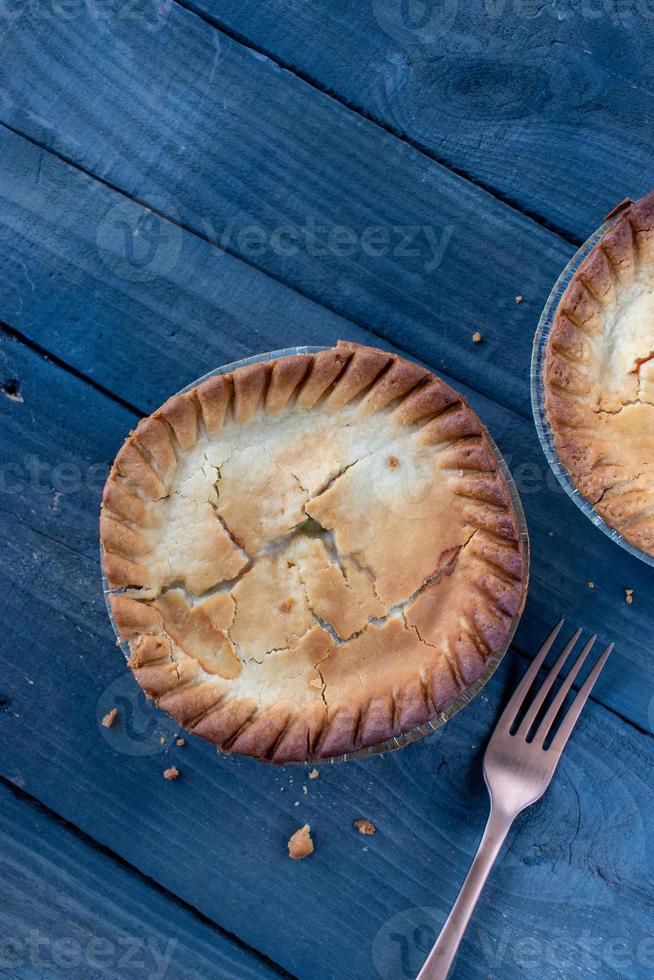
left=515, top=627, right=583, bottom=739
left=546, top=642, right=614, bottom=756
left=530, top=634, right=597, bottom=746
left=496, top=619, right=564, bottom=730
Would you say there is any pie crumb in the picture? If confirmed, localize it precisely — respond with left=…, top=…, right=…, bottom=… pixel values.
left=587, top=581, right=595, bottom=589
left=625, top=588, right=634, bottom=604
left=515, top=295, right=524, bottom=304
left=472, top=331, right=482, bottom=344
left=279, top=597, right=295, bottom=613
left=163, top=766, right=180, bottom=780
left=288, top=824, right=314, bottom=860
left=159, top=736, right=166, bottom=745
left=303, top=785, right=308, bottom=795
left=176, top=737, right=186, bottom=747
left=101, top=708, right=118, bottom=728
left=308, top=768, right=320, bottom=779
left=387, top=455, right=400, bottom=469
left=354, top=819, right=377, bottom=836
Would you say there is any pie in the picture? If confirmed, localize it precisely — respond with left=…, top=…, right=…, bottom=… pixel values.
left=101, top=341, right=528, bottom=763
left=544, top=191, right=654, bottom=557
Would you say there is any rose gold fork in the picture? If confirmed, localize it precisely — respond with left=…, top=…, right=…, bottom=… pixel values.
left=417, top=620, right=614, bottom=980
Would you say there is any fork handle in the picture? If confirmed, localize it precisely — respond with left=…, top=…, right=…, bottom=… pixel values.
left=416, top=806, right=515, bottom=980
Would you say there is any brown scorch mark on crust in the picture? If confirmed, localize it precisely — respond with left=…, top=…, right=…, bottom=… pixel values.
left=630, top=352, right=654, bottom=375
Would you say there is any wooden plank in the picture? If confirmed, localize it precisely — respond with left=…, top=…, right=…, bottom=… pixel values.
left=0, top=781, right=284, bottom=980
left=0, top=131, right=650, bottom=734
left=0, top=10, right=573, bottom=420
left=180, top=0, right=654, bottom=243
left=0, top=126, right=353, bottom=417
left=1, top=320, right=654, bottom=978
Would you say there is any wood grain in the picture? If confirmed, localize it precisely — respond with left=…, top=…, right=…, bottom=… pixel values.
left=0, top=10, right=572, bottom=419
left=0, top=131, right=651, bottom=734
left=0, top=781, right=282, bottom=980
left=184, top=0, right=654, bottom=243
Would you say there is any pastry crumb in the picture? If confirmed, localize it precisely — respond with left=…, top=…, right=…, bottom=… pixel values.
left=472, top=331, right=482, bottom=344
left=279, top=597, right=295, bottom=613
left=159, top=736, right=166, bottom=745
left=387, top=455, right=399, bottom=469
left=163, top=766, right=180, bottom=780
left=587, top=581, right=595, bottom=589
left=354, top=819, right=377, bottom=836
left=308, top=768, right=320, bottom=779
left=176, top=737, right=186, bottom=747
left=625, top=588, right=634, bottom=604
left=515, top=295, right=524, bottom=304
left=303, top=785, right=308, bottom=795
left=288, top=824, right=314, bottom=860
left=101, top=708, right=118, bottom=728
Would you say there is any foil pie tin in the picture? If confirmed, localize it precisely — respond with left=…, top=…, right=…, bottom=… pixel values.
left=103, top=346, right=530, bottom=764
left=531, top=219, right=654, bottom=569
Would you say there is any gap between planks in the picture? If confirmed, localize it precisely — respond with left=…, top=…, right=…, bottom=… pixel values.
left=169, top=0, right=583, bottom=250
left=0, top=318, right=142, bottom=417
left=0, top=118, right=448, bottom=415
left=0, top=773, right=296, bottom=980
left=0, top=117, right=542, bottom=427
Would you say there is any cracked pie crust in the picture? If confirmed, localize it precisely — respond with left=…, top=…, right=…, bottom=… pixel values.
left=544, top=191, right=654, bottom=557
left=101, top=342, right=528, bottom=763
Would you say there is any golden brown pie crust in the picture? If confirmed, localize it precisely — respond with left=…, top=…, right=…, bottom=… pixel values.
left=544, top=191, right=654, bottom=557
left=101, top=341, right=527, bottom=763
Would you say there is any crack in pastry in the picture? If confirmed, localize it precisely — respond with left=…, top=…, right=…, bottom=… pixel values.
left=544, top=191, right=654, bottom=556
left=102, top=341, right=527, bottom=762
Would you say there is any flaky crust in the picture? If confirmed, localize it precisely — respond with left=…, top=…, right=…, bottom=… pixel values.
left=101, top=341, right=528, bottom=763
left=544, top=191, right=654, bottom=557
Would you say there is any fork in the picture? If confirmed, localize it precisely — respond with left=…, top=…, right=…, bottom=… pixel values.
left=416, top=620, right=614, bottom=980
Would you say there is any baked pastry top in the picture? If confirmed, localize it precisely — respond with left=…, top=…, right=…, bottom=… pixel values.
left=544, top=191, right=654, bottom=557
left=101, top=341, right=528, bottom=763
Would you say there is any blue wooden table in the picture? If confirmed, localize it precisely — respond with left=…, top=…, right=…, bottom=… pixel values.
left=1, top=4, right=653, bottom=978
